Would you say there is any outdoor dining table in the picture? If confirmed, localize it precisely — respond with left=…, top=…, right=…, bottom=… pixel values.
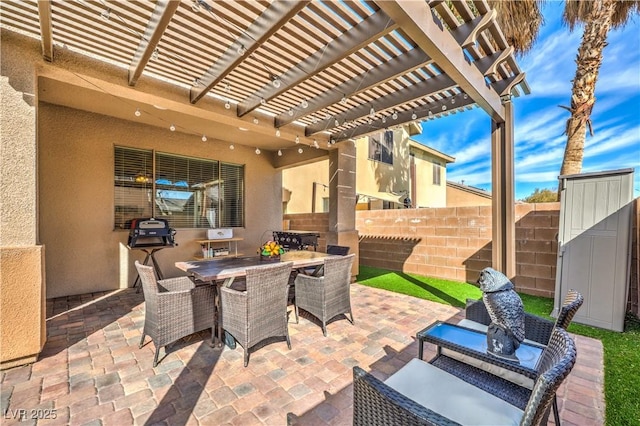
left=175, top=250, right=337, bottom=347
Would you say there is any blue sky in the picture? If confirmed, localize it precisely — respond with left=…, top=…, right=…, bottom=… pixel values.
left=414, top=2, right=640, bottom=200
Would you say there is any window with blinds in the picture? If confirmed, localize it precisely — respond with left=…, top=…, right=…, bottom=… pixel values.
left=368, top=130, right=394, bottom=165
left=114, top=146, right=244, bottom=229
left=433, top=161, right=442, bottom=186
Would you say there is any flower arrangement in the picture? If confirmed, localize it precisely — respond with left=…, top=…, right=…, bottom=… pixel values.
left=258, top=240, right=285, bottom=260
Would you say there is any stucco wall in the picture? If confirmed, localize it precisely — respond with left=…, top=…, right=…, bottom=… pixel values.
left=447, top=185, right=492, bottom=207
left=1, top=30, right=46, bottom=368
left=282, top=160, right=329, bottom=214
left=38, top=104, right=283, bottom=298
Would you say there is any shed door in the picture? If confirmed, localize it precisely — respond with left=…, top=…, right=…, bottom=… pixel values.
left=554, top=169, right=633, bottom=331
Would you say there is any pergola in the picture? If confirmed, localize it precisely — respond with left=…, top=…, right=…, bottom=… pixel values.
left=1, top=0, right=528, bottom=273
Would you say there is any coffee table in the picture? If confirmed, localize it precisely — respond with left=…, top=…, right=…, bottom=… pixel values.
left=417, top=321, right=545, bottom=381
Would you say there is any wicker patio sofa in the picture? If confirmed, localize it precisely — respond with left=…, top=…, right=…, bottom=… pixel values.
left=353, top=327, right=577, bottom=426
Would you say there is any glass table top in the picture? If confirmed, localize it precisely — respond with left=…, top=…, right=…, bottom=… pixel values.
left=421, top=321, right=544, bottom=370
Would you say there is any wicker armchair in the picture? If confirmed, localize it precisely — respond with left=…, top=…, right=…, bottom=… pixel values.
left=353, top=327, right=577, bottom=426
left=220, top=261, right=293, bottom=366
left=135, top=261, right=215, bottom=367
left=293, top=254, right=355, bottom=335
left=454, top=289, right=583, bottom=425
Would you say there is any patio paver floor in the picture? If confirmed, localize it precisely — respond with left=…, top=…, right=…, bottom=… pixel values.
left=1, top=284, right=604, bottom=425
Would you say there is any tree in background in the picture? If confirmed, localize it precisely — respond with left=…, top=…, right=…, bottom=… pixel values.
left=521, top=188, right=558, bottom=203
left=489, top=1, right=639, bottom=191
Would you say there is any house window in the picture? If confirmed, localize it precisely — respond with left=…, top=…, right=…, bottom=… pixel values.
left=433, top=161, right=442, bottom=186
left=114, top=146, right=244, bottom=229
left=368, top=130, right=393, bottom=165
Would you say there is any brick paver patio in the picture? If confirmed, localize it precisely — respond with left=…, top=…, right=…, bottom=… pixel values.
left=1, top=284, right=604, bottom=425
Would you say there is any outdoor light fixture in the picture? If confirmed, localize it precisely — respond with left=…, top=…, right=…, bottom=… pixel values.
left=428, top=110, right=433, bottom=117
left=463, top=93, right=469, bottom=100
left=369, top=107, right=375, bottom=117
left=253, top=117, right=259, bottom=124
left=298, top=147, right=303, bottom=154
left=411, top=112, right=417, bottom=120
left=151, top=48, right=159, bottom=61
left=271, top=76, right=281, bottom=88
left=288, top=109, right=294, bottom=116
left=224, top=101, right=231, bottom=109
left=340, top=95, right=347, bottom=105
left=301, top=99, right=308, bottom=109
left=134, top=108, right=141, bottom=117
left=334, top=118, right=340, bottom=127
left=382, top=116, right=386, bottom=124
left=255, top=148, right=261, bottom=155
left=260, top=98, right=266, bottom=105
left=201, top=134, right=207, bottom=142
left=277, top=149, right=282, bottom=156
left=392, top=111, right=398, bottom=120
left=237, top=44, right=246, bottom=56
left=229, top=144, right=235, bottom=150
left=224, top=83, right=231, bottom=93
left=295, top=135, right=300, bottom=144
left=169, top=124, right=176, bottom=131
left=442, top=105, right=447, bottom=111
left=451, top=97, right=456, bottom=104
left=275, top=129, right=281, bottom=137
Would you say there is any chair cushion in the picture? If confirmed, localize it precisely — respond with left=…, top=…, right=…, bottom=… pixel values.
left=451, top=319, right=536, bottom=388
left=384, top=358, right=523, bottom=425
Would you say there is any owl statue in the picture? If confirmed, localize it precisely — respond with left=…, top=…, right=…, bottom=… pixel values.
left=477, top=267, right=525, bottom=361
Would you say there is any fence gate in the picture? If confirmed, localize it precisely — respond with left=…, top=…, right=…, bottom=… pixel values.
left=553, top=168, right=634, bottom=331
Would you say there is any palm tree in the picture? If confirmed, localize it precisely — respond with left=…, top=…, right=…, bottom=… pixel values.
left=489, top=0, right=639, bottom=181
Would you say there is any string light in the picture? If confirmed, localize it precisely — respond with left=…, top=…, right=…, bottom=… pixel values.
left=134, top=108, right=141, bottom=117
left=260, top=98, right=266, bottom=105
left=151, top=48, right=159, bottom=61
left=229, top=144, right=235, bottom=150
left=334, top=118, right=340, bottom=127
left=411, top=112, right=417, bottom=120
left=340, top=95, right=347, bottom=105
left=191, top=0, right=200, bottom=13
left=277, top=149, right=282, bottom=156
left=201, top=134, right=207, bottom=142
left=275, top=129, right=281, bottom=137
left=428, top=110, right=433, bottom=117
left=224, top=83, right=231, bottom=93
left=369, top=107, right=375, bottom=117
left=301, top=99, right=308, bottom=109
left=298, top=147, right=303, bottom=154
left=463, top=93, right=469, bottom=99
left=237, top=44, right=246, bottom=56
left=313, top=139, right=319, bottom=149
left=392, top=111, right=398, bottom=120
left=192, top=78, right=200, bottom=87
left=442, top=105, right=447, bottom=111
left=288, top=109, right=294, bottom=116
left=255, top=147, right=261, bottom=155
left=224, top=100, right=231, bottom=109
left=253, top=117, right=259, bottom=124
left=295, top=135, right=300, bottom=144
left=100, top=8, right=110, bottom=21
left=451, top=97, right=456, bottom=104
left=382, top=116, right=386, bottom=124
left=271, top=76, right=281, bottom=88
left=169, top=124, right=176, bottom=131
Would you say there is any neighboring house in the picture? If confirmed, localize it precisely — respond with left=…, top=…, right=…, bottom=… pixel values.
left=283, top=124, right=455, bottom=213
left=447, top=181, right=492, bottom=207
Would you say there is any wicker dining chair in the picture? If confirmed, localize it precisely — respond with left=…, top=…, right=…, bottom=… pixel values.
left=134, top=261, right=215, bottom=367
left=353, top=327, right=577, bottom=426
left=293, top=253, right=355, bottom=335
left=220, top=261, right=294, bottom=367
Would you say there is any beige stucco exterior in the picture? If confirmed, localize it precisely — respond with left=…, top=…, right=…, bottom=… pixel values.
left=0, top=30, right=295, bottom=367
left=446, top=181, right=492, bottom=207
left=283, top=127, right=454, bottom=213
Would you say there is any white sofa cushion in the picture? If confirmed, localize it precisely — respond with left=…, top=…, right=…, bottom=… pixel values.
left=384, top=358, right=523, bottom=425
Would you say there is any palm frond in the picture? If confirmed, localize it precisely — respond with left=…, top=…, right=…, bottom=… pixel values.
left=488, top=0, right=543, bottom=56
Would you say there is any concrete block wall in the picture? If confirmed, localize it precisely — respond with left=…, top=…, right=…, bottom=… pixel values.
left=285, top=202, right=563, bottom=298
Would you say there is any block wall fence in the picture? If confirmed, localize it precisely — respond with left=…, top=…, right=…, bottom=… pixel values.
left=285, top=200, right=639, bottom=315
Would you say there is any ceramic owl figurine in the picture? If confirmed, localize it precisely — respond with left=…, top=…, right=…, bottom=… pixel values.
left=477, top=267, right=525, bottom=361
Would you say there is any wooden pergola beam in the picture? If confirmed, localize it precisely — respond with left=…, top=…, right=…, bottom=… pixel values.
left=376, top=0, right=505, bottom=122
left=128, top=0, right=180, bottom=86
left=37, top=0, right=53, bottom=62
